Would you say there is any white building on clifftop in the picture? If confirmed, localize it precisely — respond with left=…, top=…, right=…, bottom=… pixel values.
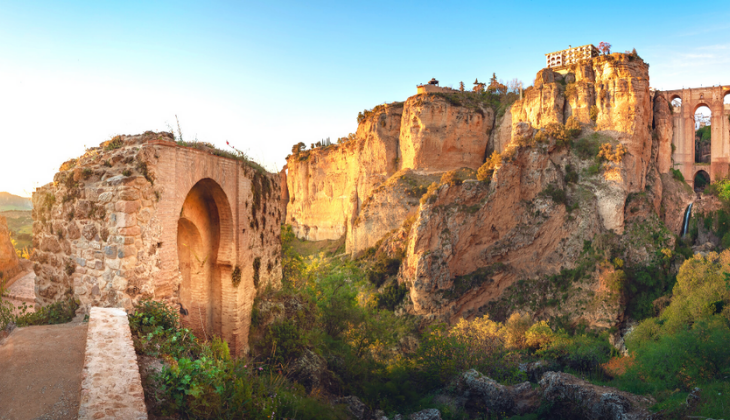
left=545, top=44, right=599, bottom=68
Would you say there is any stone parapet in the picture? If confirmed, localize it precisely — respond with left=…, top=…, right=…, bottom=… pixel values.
left=78, top=307, right=147, bottom=420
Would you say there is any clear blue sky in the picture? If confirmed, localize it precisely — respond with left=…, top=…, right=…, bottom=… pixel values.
left=1, top=0, right=729, bottom=197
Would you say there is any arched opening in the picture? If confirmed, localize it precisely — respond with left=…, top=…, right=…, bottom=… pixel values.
left=694, top=105, right=712, bottom=164
left=724, top=91, right=730, bottom=105
left=177, top=178, right=233, bottom=340
left=694, top=170, right=710, bottom=192
left=670, top=95, right=682, bottom=113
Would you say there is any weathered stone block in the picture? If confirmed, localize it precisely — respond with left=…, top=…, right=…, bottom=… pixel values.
left=115, top=200, right=141, bottom=213
left=118, top=226, right=141, bottom=236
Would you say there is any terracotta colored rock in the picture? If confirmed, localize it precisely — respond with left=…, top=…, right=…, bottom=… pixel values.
left=286, top=103, right=403, bottom=241
left=399, top=94, right=494, bottom=172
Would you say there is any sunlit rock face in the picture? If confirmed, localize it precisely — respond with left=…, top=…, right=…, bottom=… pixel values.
left=285, top=103, right=402, bottom=244
left=286, top=95, right=497, bottom=255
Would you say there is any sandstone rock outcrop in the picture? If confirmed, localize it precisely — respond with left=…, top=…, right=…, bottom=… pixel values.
left=513, top=54, right=652, bottom=196
left=286, top=103, right=403, bottom=243
left=539, top=371, right=655, bottom=419
left=286, top=94, right=499, bottom=255
left=399, top=95, right=494, bottom=172
left=399, top=145, right=629, bottom=327
left=0, top=216, right=22, bottom=283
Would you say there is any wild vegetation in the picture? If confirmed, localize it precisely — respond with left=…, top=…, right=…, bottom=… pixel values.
left=124, top=209, right=730, bottom=419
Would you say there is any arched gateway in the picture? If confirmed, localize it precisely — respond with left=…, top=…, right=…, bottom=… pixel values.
left=177, top=178, right=234, bottom=339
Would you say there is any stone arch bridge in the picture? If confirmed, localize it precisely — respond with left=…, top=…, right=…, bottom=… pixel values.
left=660, top=85, right=730, bottom=188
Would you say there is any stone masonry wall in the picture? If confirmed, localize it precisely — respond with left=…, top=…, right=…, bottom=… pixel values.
left=32, top=132, right=283, bottom=354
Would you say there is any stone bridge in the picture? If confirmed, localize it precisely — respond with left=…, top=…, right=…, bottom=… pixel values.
left=660, top=85, right=730, bottom=188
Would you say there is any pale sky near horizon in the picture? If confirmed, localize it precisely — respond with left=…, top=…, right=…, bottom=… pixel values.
left=1, top=1, right=729, bottom=198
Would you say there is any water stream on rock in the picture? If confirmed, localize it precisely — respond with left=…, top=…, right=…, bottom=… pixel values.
left=681, top=202, right=693, bottom=238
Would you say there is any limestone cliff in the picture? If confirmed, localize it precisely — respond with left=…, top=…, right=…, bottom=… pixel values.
left=399, top=94, right=494, bottom=172
left=0, top=216, right=22, bottom=283
left=652, top=92, right=674, bottom=174
left=507, top=53, right=652, bottom=234
left=286, top=94, right=497, bottom=255
left=394, top=53, right=689, bottom=328
left=286, top=52, right=694, bottom=331
left=286, top=103, right=403, bottom=243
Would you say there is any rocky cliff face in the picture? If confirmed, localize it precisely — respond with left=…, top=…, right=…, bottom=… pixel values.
left=399, top=95, right=494, bottom=172
left=0, top=216, right=22, bottom=282
left=507, top=54, right=653, bottom=234
left=395, top=54, right=689, bottom=327
left=652, top=92, right=674, bottom=174
left=286, top=94, right=498, bottom=254
left=286, top=103, right=402, bottom=243
left=286, top=53, right=693, bottom=331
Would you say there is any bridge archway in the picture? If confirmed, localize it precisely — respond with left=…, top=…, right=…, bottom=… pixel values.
left=693, top=170, right=710, bottom=192
left=177, top=178, right=234, bottom=340
left=664, top=85, right=730, bottom=184
left=694, top=105, right=712, bottom=164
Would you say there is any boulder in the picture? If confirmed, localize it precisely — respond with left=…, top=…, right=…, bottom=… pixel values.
left=336, top=395, right=369, bottom=420
left=456, top=369, right=514, bottom=414
left=408, top=408, right=441, bottom=420
left=539, top=371, right=655, bottom=420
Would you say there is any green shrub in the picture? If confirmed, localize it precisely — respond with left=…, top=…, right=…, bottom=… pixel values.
left=573, top=134, right=601, bottom=160
left=104, top=135, right=123, bottom=150
left=541, top=184, right=567, bottom=205
left=376, top=283, right=408, bottom=310
left=585, top=163, right=601, bottom=176
left=564, top=164, right=579, bottom=184
left=671, top=168, right=685, bottom=182
left=622, top=318, right=730, bottom=393
left=477, top=152, right=502, bottom=182
left=589, top=105, right=599, bottom=122
left=15, top=298, right=79, bottom=327
left=367, top=256, right=401, bottom=287
left=536, top=333, right=613, bottom=372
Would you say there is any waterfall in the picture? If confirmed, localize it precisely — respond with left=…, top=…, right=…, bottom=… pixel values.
left=681, top=202, right=694, bottom=238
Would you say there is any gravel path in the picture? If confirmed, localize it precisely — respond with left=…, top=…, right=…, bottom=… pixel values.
left=0, top=319, right=88, bottom=420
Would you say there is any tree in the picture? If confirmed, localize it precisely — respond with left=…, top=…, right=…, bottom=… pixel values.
left=291, top=142, right=306, bottom=154
left=459, top=81, right=465, bottom=92
left=598, top=41, right=612, bottom=55
left=508, top=78, right=523, bottom=93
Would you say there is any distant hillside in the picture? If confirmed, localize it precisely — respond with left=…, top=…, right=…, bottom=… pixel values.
left=0, top=192, right=32, bottom=211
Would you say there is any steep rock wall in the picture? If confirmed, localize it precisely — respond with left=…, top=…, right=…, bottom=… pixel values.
left=400, top=147, right=613, bottom=325
left=285, top=103, right=403, bottom=242
left=347, top=170, right=440, bottom=255
left=396, top=54, right=685, bottom=328
left=508, top=54, right=652, bottom=234
left=286, top=95, right=498, bottom=254
left=399, top=95, right=495, bottom=171
left=652, top=92, right=674, bottom=174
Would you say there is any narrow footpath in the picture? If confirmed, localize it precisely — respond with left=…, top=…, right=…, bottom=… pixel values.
left=0, top=271, right=87, bottom=420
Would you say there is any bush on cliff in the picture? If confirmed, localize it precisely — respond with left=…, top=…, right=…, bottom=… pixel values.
left=477, top=151, right=502, bottom=182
